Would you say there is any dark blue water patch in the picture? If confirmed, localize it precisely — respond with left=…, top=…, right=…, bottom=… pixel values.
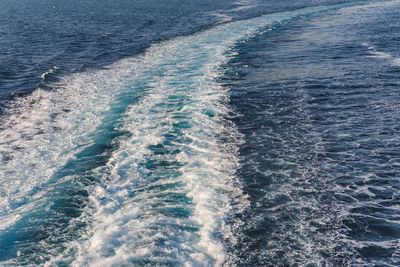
left=0, top=0, right=365, bottom=108
left=222, top=2, right=400, bottom=265
left=0, top=0, right=227, bottom=104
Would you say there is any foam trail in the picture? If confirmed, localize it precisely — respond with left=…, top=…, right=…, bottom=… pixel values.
left=68, top=5, right=361, bottom=266
left=0, top=1, right=390, bottom=265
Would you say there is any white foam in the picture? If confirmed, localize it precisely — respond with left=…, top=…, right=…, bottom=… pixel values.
left=41, top=66, right=59, bottom=80
left=208, top=0, right=257, bottom=24
left=362, top=42, right=400, bottom=66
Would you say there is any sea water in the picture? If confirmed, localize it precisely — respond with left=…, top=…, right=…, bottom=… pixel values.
left=1, top=0, right=400, bottom=265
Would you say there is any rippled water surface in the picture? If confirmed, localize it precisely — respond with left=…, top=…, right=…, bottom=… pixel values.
left=1, top=0, right=400, bottom=266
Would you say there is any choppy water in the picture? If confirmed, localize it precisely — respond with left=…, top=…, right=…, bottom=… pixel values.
left=1, top=0, right=400, bottom=266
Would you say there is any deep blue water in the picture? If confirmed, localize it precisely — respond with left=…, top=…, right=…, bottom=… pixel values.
left=1, top=0, right=400, bottom=266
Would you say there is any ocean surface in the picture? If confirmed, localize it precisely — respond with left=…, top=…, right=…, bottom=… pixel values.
left=1, top=0, right=400, bottom=265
